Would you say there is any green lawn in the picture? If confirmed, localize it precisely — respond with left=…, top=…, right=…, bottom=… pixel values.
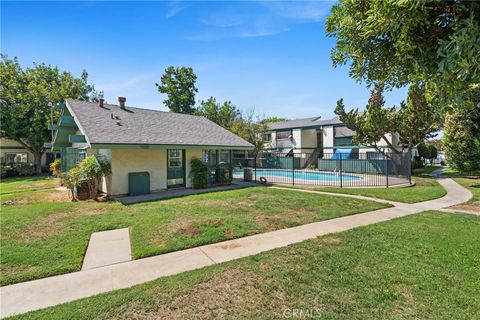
left=0, top=176, right=389, bottom=286
left=442, top=167, right=480, bottom=176
left=11, top=211, right=480, bottom=320
left=297, top=177, right=446, bottom=203
left=412, top=165, right=442, bottom=177
left=451, top=178, right=480, bottom=212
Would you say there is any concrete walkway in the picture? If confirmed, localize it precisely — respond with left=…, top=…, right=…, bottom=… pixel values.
left=82, top=228, right=132, bottom=270
left=118, top=181, right=255, bottom=205
left=0, top=178, right=473, bottom=318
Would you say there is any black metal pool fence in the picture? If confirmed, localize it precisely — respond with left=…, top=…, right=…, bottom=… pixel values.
left=232, top=151, right=412, bottom=187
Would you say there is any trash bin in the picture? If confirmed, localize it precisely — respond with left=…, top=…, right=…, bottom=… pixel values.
left=244, top=168, right=253, bottom=182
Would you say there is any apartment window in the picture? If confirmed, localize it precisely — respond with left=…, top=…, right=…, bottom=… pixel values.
left=276, top=130, right=292, bottom=140
left=333, top=136, right=353, bottom=146
left=5, top=152, right=27, bottom=164
left=367, top=152, right=384, bottom=160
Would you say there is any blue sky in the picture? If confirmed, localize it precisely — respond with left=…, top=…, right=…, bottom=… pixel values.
left=2, top=1, right=407, bottom=120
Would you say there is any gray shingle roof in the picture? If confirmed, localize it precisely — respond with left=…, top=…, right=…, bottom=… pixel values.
left=66, top=100, right=253, bottom=148
left=267, top=116, right=343, bottom=130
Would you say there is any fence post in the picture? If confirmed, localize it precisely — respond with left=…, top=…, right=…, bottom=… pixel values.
left=339, top=155, right=343, bottom=188
left=292, top=153, right=295, bottom=186
left=408, top=152, right=412, bottom=184
left=254, top=154, right=257, bottom=183
left=385, top=154, right=389, bottom=188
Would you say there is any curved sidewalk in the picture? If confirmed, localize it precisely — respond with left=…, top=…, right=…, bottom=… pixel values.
left=0, top=178, right=473, bottom=318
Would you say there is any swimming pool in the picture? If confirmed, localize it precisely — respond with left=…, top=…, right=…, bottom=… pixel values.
left=233, top=169, right=361, bottom=182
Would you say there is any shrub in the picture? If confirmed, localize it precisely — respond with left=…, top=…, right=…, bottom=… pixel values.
left=190, top=157, right=208, bottom=189
left=62, top=166, right=84, bottom=201
left=49, top=159, right=62, bottom=177
left=0, top=165, right=12, bottom=178
left=14, top=163, right=35, bottom=176
left=215, top=164, right=232, bottom=185
left=61, top=155, right=111, bottom=201
left=412, top=156, right=424, bottom=170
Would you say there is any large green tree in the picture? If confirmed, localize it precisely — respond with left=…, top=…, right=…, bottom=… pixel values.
left=156, top=66, right=198, bottom=114
left=0, top=56, right=99, bottom=174
left=229, top=111, right=268, bottom=155
left=326, top=0, right=479, bottom=160
left=334, top=83, right=439, bottom=154
left=325, top=0, right=479, bottom=98
left=196, top=97, right=241, bottom=129
left=443, top=102, right=480, bottom=171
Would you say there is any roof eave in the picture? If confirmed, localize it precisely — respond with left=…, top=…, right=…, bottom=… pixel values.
left=89, top=143, right=253, bottom=150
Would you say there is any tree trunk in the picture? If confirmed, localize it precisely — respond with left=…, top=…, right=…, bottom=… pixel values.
left=33, top=151, right=44, bottom=175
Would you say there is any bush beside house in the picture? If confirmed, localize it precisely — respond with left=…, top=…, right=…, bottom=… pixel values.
left=0, top=163, right=35, bottom=178
left=53, top=155, right=111, bottom=201
left=190, top=157, right=233, bottom=189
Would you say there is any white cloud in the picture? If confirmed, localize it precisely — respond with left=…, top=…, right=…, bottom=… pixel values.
left=166, top=1, right=189, bottom=18
left=186, top=1, right=333, bottom=41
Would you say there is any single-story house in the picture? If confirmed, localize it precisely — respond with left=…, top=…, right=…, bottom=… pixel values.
left=46, top=98, right=253, bottom=196
left=0, top=138, right=58, bottom=170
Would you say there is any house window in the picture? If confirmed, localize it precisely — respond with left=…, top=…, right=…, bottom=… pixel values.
left=168, top=149, right=183, bottom=167
left=218, top=150, right=230, bottom=165
left=263, top=133, right=272, bottom=141
left=276, top=130, right=292, bottom=140
left=79, top=151, right=87, bottom=161
left=5, top=152, right=28, bottom=164
left=202, top=150, right=217, bottom=166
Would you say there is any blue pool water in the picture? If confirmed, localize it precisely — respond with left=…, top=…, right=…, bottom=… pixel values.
left=233, top=169, right=361, bottom=182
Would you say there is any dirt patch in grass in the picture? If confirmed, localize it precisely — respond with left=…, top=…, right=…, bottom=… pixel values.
left=449, top=203, right=480, bottom=213
left=47, top=190, right=71, bottom=202
left=395, top=284, right=414, bottom=302
left=18, top=220, right=65, bottom=243
left=320, top=236, right=342, bottom=245
left=1, top=264, right=38, bottom=278
left=177, top=222, right=202, bottom=238
left=393, top=284, right=416, bottom=316
left=126, top=269, right=275, bottom=319
left=43, top=212, right=70, bottom=223
left=2, top=198, right=29, bottom=205
left=149, top=238, right=166, bottom=249
left=255, top=210, right=308, bottom=230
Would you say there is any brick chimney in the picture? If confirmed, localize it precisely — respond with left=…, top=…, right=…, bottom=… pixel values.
left=118, top=97, right=126, bottom=110
left=98, top=98, right=105, bottom=108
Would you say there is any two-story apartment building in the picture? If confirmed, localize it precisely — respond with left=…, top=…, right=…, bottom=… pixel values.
left=263, top=116, right=402, bottom=160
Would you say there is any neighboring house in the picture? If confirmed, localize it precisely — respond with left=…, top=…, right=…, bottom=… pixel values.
left=0, top=138, right=58, bottom=170
left=263, top=116, right=403, bottom=161
left=46, top=98, right=253, bottom=196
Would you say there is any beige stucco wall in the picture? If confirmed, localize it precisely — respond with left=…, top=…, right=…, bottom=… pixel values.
left=109, top=149, right=167, bottom=195
left=104, top=148, right=205, bottom=195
